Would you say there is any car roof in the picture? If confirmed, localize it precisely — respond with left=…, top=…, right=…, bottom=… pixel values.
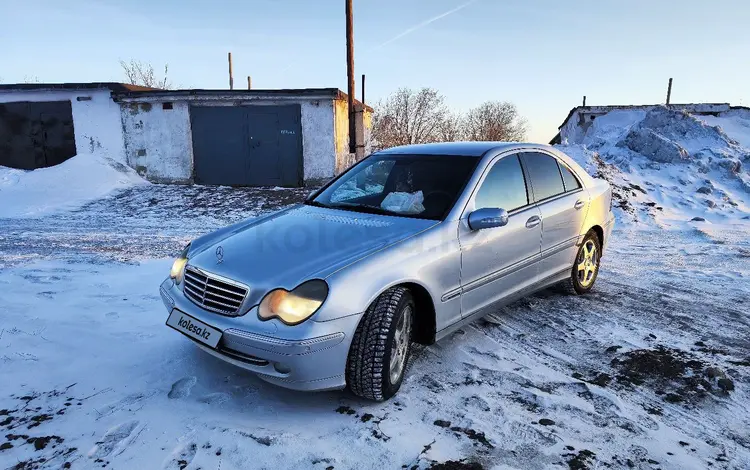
left=376, top=142, right=554, bottom=157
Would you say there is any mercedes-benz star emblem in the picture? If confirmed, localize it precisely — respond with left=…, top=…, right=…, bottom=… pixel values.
left=215, top=246, right=224, bottom=264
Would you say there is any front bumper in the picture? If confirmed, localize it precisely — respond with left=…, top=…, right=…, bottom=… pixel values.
left=160, top=278, right=363, bottom=391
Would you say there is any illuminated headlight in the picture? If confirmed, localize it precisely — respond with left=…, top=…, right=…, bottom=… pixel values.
left=258, top=280, right=329, bottom=325
left=170, top=244, right=191, bottom=284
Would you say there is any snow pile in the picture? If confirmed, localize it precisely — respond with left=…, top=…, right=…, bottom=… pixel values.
left=0, top=153, right=146, bottom=218
left=556, top=106, right=750, bottom=226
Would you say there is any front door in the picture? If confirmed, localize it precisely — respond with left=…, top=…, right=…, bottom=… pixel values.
left=459, top=153, right=542, bottom=318
left=520, top=152, right=589, bottom=281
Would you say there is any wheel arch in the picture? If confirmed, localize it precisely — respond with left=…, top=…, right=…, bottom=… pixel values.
left=589, top=224, right=604, bottom=248
left=400, top=282, right=437, bottom=345
left=357, top=280, right=437, bottom=346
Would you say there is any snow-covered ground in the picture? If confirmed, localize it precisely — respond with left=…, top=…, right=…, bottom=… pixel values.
left=1, top=216, right=749, bottom=470
left=0, top=154, right=145, bottom=219
left=1, top=109, right=750, bottom=469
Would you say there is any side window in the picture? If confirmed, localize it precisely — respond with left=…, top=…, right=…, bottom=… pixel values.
left=521, top=152, right=565, bottom=202
left=559, top=163, right=582, bottom=192
left=474, top=155, right=528, bottom=211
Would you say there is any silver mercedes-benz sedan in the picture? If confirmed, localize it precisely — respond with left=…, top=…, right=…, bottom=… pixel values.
left=160, top=142, right=614, bottom=401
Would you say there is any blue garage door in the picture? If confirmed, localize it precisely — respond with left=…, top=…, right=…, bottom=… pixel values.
left=190, top=105, right=302, bottom=187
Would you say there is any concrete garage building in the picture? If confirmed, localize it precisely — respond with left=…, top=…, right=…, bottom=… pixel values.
left=0, top=83, right=149, bottom=170
left=0, top=83, right=372, bottom=187
left=114, top=88, right=372, bottom=186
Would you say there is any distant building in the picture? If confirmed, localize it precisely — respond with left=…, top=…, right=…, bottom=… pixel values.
left=550, top=103, right=739, bottom=145
left=0, top=83, right=372, bottom=187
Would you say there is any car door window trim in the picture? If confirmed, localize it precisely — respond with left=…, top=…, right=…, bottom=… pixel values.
left=530, top=187, right=584, bottom=206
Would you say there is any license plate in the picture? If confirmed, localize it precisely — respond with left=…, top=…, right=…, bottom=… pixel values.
left=166, top=310, right=222, bottom=348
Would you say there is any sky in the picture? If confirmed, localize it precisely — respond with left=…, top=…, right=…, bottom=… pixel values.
left=1, top=0, right=748, bottom=142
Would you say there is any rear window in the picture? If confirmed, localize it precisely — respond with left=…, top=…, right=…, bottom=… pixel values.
left=521, top=152, right=565, bottom=202
left=559, top=163, right=582, bottom=192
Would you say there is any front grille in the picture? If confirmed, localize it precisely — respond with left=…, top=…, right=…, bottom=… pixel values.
left=183, top=266, right=248, bottom=316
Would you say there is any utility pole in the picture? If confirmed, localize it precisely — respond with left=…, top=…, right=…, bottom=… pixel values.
left=582, top=95, right=587, bottom=107
left=361, top=74, right=366, bottom=105
left=247, top=76, right=252, bottom=90
left=666, top=78, right=673, bottom=105
left=346, top=0, right=356, bottom=154
left=228, top=52, right=234, bottom=90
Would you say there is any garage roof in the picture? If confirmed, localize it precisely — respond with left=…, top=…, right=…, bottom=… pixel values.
left=112, top=88, right=374, bottom=112
left=0, top=82, right=157, bottom=92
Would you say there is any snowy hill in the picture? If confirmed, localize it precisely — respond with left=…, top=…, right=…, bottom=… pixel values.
left=556, top=106, right=750, bottom=227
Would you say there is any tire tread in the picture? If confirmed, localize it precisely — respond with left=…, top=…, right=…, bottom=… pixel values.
left=346, top=286, right=409, bottom=401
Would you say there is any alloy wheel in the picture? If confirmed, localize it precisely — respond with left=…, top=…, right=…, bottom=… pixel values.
left=389, top=306, right=412, bottom=385
left=576, top=240, right=599, bottom=288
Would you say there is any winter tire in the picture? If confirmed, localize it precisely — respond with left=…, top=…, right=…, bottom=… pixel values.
left=564, top=230, right=602, bottom=295
left=346, top=286, right=414, bottom=401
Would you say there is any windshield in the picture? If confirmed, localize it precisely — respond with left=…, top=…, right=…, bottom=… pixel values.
left=309, top=154, right=479, bottom=220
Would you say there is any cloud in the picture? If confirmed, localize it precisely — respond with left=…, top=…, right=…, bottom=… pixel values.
left=370, top=0, right=480, bottom=51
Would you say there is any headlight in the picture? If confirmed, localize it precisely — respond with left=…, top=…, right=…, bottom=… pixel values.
left=170, top=244, right=191, bottom=284
left=258, top=280, right=329, bottom=325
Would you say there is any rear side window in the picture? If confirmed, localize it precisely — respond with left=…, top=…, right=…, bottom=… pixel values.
left=474, top=155, right=528, bottom=211
left=559, top=163, right=582, bottom=191
left=521, top=152, right=565, bottom=202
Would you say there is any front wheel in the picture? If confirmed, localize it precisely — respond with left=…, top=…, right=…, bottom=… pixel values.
left=346, top=287, right=414, bottom=401
left=566, top=231, right=602, bottom=295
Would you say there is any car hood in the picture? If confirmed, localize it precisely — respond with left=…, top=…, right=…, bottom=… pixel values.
left=187, top=204, right=436, bottom=306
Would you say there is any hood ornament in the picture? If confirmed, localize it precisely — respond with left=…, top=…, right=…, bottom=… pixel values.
left=215, top=246, right=224, bottom=264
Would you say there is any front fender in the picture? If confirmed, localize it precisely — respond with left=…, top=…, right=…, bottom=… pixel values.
left=313, top=223, right=460, bottom=327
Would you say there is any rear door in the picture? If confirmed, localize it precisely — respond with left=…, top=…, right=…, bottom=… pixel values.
left=459, top=153, right=542, bottom=318
left=520, top=152, right=589, bottom=282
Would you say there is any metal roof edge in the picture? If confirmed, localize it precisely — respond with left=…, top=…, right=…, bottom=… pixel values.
left=112, top=88, right=342, bottom=101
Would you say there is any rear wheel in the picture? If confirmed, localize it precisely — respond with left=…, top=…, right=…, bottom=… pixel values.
left=346, top=287, right=414, bottom=401
left=565, top=231, right=601, bottom=295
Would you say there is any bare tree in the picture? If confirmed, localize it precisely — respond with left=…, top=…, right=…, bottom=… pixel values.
left=463, top=101, right=527, bottom=142
left=371, top=87, right=450, bottom=150
left=119, top=59, right=173, bottom=89
left=436, top=111, right=465, bottom=142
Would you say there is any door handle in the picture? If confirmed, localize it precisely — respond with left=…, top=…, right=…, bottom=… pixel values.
left=574, top=200, right=586, bottom=210
left=525, top=216, right=541, bottom=229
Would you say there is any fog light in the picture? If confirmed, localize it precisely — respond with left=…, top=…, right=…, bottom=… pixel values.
left=274, top=363, right=291, bottom=374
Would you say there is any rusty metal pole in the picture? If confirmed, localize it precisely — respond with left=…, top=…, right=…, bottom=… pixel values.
left=361, top=74, right=366, bottom=105
left=228, top=52, right=234, bottom=90
left=346, top=0, right=356, bottom=153
left=666, top=78, right=673, bottom=105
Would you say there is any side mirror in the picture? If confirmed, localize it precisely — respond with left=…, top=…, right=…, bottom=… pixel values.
left=305, top=190, right=317, bottom=201
left=468, top=208, right=509, bottom=230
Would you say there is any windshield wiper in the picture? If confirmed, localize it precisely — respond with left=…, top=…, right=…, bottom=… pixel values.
left=304, top=199, right=328, bottom=208
left=328, top=202, right=398, bottom=216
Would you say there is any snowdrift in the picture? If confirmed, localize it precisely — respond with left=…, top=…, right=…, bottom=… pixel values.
left=556, top=106, right=750, bottom=226
left=0, top=154, right=146, bottom=219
